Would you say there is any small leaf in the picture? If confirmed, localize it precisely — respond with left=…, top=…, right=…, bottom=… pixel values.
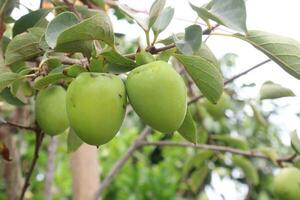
left=56, top=12, right=114, bottom=48
left=174, top=54, right=223, bottom=104
left=67, top=128, right=83, bottom=153
left=250, top=103, right=267, bottom=127
left=189, top=165, right=209, bottom=193
left=0, top=72, right=22, bottom=92
left=45, top=12, right=79, bottom=49
left=152, top=7, right=174, bottom=36
left=89, top=56, right=105, bottom=72
left=212, top=135, right=249, bottom=150
left=0, top=142, right=11, bottom=161
left=156, top=48, right=176, bottom=62
left=178, top=107, right=198, bottom=143
left=290, top=130, right=300, bottom=155
left=190, top=0, right=247, bottom=33
left=63, top=64, right=87, bottom=78
left=148, top=0, right=166, bottom=28
left=259, top=81, right=295, bottom=100
left=33, top=73, right=67, bottom=90
left=232, top=155, right=259, bottom=186
left=12, top=9, right=49, bottom=37
left=258, top=147, right=278, bottom=164
left=236, top=30, right=300, bottom=80
left=135, top=50, right=155, bottom=66
left=173, top=25, right=202, bottom=55
left=5, top=28, right=44, bottom=65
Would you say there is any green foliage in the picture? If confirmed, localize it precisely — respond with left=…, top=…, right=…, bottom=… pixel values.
left=259, top=81, right=295, bottom=100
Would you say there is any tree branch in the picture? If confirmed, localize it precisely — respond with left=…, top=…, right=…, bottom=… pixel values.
left=93, top=126, right=151, bottom=200
left=188, top=59, right=271, bottom=104
left=62, top=0, right=82, bottom=19
left=140, top=141, right=296, bottom=163
left=0, top=120, right=36, bottom=132
left=19, top=130, right=45, bottom=200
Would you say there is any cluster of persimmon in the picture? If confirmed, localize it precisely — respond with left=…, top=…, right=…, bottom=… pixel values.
left=35, top=61, right=187, bottom=146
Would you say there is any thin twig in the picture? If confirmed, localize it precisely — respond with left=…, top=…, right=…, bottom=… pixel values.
left=0, top=120, right=36, bottom=132
left=19, top=130, right=45, bottom=200
left=140, top=141, right=296, bottom=163
left=188, top=59, right=271, bottom=104
left=93, top=126, right=151, bottom=200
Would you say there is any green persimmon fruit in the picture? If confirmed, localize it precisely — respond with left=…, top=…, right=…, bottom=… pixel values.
left=126, top=61, right=187, bottom=133
left=273, top=167, right=300, bottom=200
left=66, top=72, right=126, bottom=146
left=35, top=85, right=69, bottom=136
left=201, top=93, right=230, bottom=119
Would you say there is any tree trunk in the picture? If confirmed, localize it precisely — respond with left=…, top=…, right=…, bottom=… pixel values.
left=44, top=137, right=58, bottom=200
left=70, top=144, right=100, bottom=200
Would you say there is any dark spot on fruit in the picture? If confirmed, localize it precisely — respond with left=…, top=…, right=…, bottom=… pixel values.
left=123, top=104, right=126, bottom=109
left=118, top=94, right=122, bottom=98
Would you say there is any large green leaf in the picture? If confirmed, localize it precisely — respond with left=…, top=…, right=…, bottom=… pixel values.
left=259, top=81, right=295, bottom=100
left=196, top=43, right=219, bottom=68
left=148, top=0, right=166, bottom=28
left=173, top=25, right=202, bottom=55
left=0, top=87, right=25, bottom=106
left=232, top=155, right=259, bottom=186
left=12, top=9, right=49, bottom=37
left=190, top=0, right=247, bottom=33
left=236, top=30, right=300, bottom=79
left=174, top=54, right=223, bottom=104
left=178, top=107, right=198, bottom=143
left=56, top=13, right=114, bottom=48
left=45, top=12, right=79, bottom=49
left=152, top=7, right=174, bottom=36
left=5, top=28, right=44, bottom=65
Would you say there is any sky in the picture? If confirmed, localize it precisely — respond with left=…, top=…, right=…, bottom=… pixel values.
left=12, top=0, right=300, bottom=199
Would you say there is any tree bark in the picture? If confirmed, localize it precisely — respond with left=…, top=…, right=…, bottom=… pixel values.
left=70, top=144, right=100, bottom=200
left=44, top=137, right=58, bottom=200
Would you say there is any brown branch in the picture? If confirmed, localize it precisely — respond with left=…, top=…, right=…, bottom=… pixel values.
left=188, top=59, right=271, bottom=104
left=93, top=126, right=151, bottom=200
left=19, top=130, right=45, bottom=200
left=140, top=141, right=296, bottom=163
left=0, top=120, right=36, bottom=132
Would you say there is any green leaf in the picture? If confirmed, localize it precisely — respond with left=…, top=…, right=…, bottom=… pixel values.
left=0, top=72, right=22, bottom=92
left=189, top=165, right=209, bottom=193
left=12, top=9, right=49, bottom=37
left=63, top=64, right=87, bottom=78
left=173, top=25, right=202, bottom=55
left=118, top=4, right=149, bottom=30
left=232, top=155, right=259, bottom=186
left=196, top=43, right=219, bottom=68
left=236, top=30, right=300, bottom=79
left=5, top=28, right=44, bottom=65
left=174, top=54, right=223, bottom=104
left=178, top=107, right=198, bottom=144
left=290, top=130, right=300, bottom=155
left=89, top=56, right=105, bottom=72
left=258, top=147, right=278, bottom=164
left=0, top=0, right=19, bottom=16
left=250, top=103, right=267, bottom=127
left=56, top=13, right=114, bottom=48
left=212, top=135, right=249, bottom=150
left=259, top=81, right=295, bottom=100
left=102, top=50, right=136, bottom=73
left=45, top=12, right=79, bottom=49
left=135, top=50, right=155, bottom=66
left=33, top=73, right=67, bottom=90
left=148, top=0, right=166, bottom=28
left=156, top=48, right=176, bottom=62
left=67, top=128, right=83, bottom=153
left=152, top=7, right=174, bottom=36
left=0, top=87, right=25, bottom=106
left=190, top=0, right=247, bottom=33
